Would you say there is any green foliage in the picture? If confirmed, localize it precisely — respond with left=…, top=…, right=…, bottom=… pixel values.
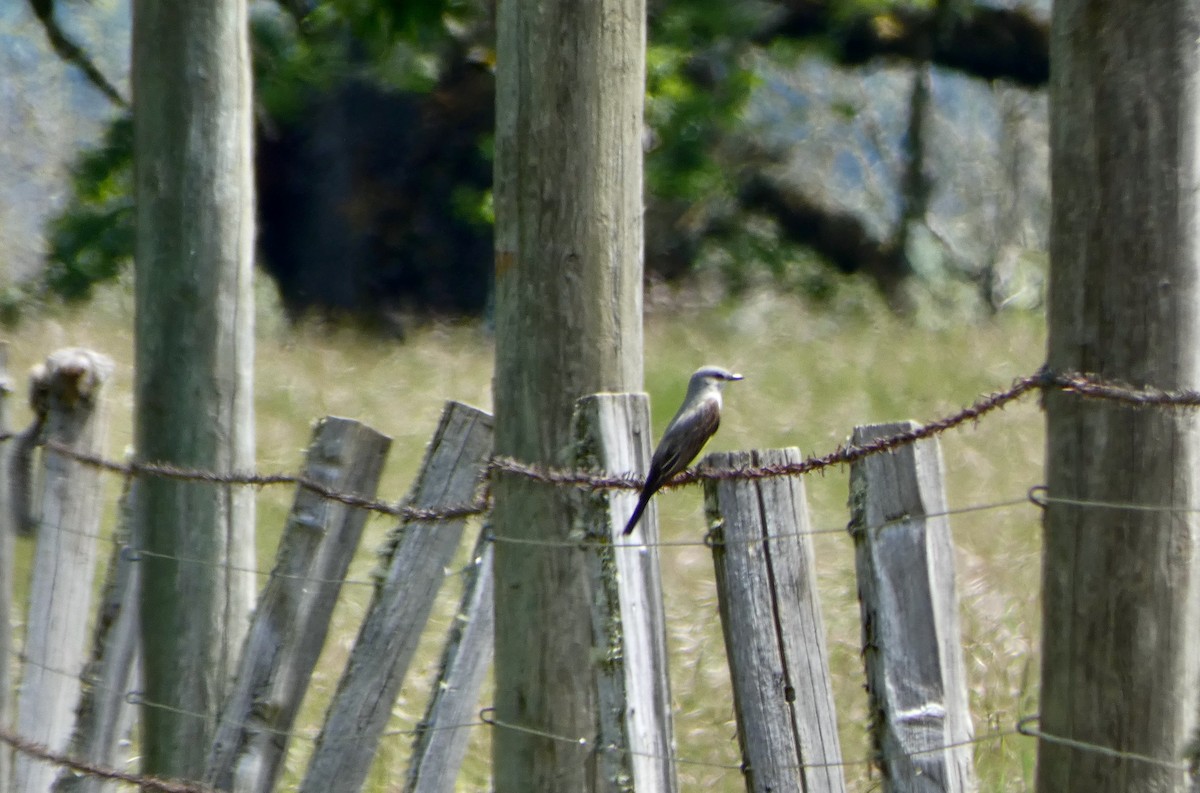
left=252, top=10, right=350, bottom=123
left=450, top=184, right=493, bottom=228
left=44, top=116, right=134, bottom=302
left=318, top=0, right=448, bottom=52
left=39, top=0, right=775, bottom=312
left=37, top=0, right=1040, bottom=319
left=253, top=0, right=457, bottom=120
left=645, top=2, right=760, bottom=203
left=41, top=1, right=481, bottom=309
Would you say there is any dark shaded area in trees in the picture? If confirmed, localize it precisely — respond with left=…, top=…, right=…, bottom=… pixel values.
left=257, top=60, right=495, bottom=322
left=28, top=0, right=1050, bottom=319
left=761, top=1, right=1048, bottom=88
left=251, top=1, right=1048, bottom=318
left=737, top=173, right=908, bottom=296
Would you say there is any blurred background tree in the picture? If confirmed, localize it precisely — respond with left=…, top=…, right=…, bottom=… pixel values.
left=1, top=0, right=1050, bottom=327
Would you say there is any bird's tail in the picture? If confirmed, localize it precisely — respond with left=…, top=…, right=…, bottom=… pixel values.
left=622, top=492, right=652, bottom=535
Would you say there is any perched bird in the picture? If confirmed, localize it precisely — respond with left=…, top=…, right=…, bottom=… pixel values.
left=623, top=365, right=744, bottom=535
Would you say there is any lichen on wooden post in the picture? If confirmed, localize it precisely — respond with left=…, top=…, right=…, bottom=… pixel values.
left=570, top=393, right=677, bottom=793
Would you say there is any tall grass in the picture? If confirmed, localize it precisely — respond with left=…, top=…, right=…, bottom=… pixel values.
left=5, top=281, right=1047, bottom=791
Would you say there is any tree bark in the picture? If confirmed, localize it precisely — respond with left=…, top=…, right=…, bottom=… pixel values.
left=491, top=0, right=645, bottom=789
left=1039, top=3, right=1200, bottom=791
left=131, top=0, right=256, bottom=779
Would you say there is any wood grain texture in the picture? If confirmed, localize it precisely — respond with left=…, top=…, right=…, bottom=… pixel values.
left=300, top=402, right=491, bottom=793
left=491, top=0, right=645, bottom=788
left=13, top=349, right=113, bottom=793
left=849, top=424, right=975, bottom=793
left=1041, top=3, right=1200, bottom=791
left=705, top=448, right=846, bottom=793
left=404, top=530, right=495, bottom=793
left=52, top=481, right=141, bottom=793
left=132, top=0, right=257, bottom=777
left=205, top=417, right=391, bottom=793
left=572, top=393, right=677, bottom=793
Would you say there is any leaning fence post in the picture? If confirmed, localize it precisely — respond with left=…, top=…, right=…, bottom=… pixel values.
left=570, top=393, right=677, bottom=793
left=12, top=348, right=113, bottom=793
left=299, top=401, right=492, bottom=793
left=703, top=448, right=846, bottom=793
left=205, top=416, right=392, bottom=793
left=403, top=527, right=495, bottom=793
left=848, top=422, right=976, bottom=793
left=51, top=478, right=141, bottom=793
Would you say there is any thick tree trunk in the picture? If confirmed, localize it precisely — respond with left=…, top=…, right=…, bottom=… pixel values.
left=131, top=0, right=256, bottom=779
left=491, top=0, right=645, bottom=789
left=1039, top=3, right=1200, bottom=791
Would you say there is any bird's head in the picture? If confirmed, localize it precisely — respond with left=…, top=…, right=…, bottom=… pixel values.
left=690, top=365, right=744, bottom=394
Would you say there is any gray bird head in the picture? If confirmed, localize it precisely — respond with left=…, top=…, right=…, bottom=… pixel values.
left=687, top=365, right=744, bottom=397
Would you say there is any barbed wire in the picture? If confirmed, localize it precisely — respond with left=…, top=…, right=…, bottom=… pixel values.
left=1042, top=369, right=1200, bottom=408
left=0, top=724, right=215, bottom=793
left=7, top=366, right=1037, bottom=528
left=18, top=367, right=1200, bottom=529
left=37, top=439, right=493, bottom=523
left=6, top=366, right=1200, bottom=790
left=487, top=368, right=1048, bottom=489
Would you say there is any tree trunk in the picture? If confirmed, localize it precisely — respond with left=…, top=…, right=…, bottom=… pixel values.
left=491, top=0, right=645, bottom=789
left=1039, top=3, right=1200, bottom=791
left=131, top=0, right=256, bottom=779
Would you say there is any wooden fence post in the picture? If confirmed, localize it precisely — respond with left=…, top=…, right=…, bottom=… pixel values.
left=205, top=417, right=392, bottom=793
left=403, top=527, right=495, bottom=793
left=52, top=479, right=142, bottom=793
left=0, top=342, right=12, bottom=787
left=571, top=393, right=677, bottom=793
left=299, top=402, right=492, bottom=793
left=703, top=448, right=846, bottom=793
left=848, top=422, right=976, bottom=793
left=12, top=348, right=113, bottom=793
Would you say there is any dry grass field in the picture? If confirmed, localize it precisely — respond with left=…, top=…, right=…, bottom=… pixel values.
left=6, top=280, right=1048, bottom=791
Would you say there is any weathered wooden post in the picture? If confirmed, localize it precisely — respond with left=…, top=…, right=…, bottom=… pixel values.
left=205, top=417, right=391, bottom=793
left=704, top=448, right=846, bottom=793
left=403, top=528, right=495, bottom=793
left=52, top=479, right=141, bottom=793
left=0, top=343, right=12, bottom=788
left=490, top=0, right=645, bottom=787
left=132, top=0, right=257, bottom=778
left=1040, top=3, right=1200, bottom=791
left=300, top=402, right=492, bottom=793
left=570, top=393, right=677, bottom=792
left=12, top=348, right=113, bottom=793
left=848, top=423, right=975, bottom=792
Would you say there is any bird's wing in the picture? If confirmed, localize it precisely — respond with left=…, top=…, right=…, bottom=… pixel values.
left=644, top=398, right=721, bottom=494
